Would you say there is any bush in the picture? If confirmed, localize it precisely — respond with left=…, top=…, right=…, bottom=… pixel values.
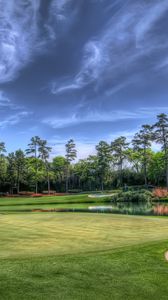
left=0, top=192, right=7, bottom=197
left=18, top=191, right=33, bottom=196
left=31, top=193, right=43, bottom=197
left=68, top=189, right=82, bottom=193
left=153, top=188, right=168, bottom=198
left=111, top=190, right=153, bottom=202
left=125, top=185, right=155, bottom=191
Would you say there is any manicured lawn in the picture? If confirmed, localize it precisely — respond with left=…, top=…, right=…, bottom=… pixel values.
left=1, top=213, right=168, bottom=299
left=0, top=194, right=109, bottom=206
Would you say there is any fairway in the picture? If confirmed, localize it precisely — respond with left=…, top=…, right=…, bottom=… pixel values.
left=1, top=213, right=168, bottom=299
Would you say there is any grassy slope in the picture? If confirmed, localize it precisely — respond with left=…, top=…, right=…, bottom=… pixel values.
left=0, top=194, right=109, bottom=205
left=1, top=213, right=168, bottom=299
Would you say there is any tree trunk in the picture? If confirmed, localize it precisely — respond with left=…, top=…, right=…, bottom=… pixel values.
left=143, top=148, right=148, bottom=187
left=35, top=181, right=38, bottom=194
left=144, top=163, right=147, bottom=186
left=47, top=173, right=50, bottom=194
left=119, top=160, right=123, bottom=187
left=65, top=167, right=69, bottom=193
left=65, top=176, right=68, bottom=193
left=35, top=146, right=38, bottom=194
left=17, top=181, right=20, bottom=194
left=101, top=179, right=104, bottom=191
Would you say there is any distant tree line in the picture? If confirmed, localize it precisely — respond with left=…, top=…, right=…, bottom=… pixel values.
left=0, top=113, right=167, bottom=193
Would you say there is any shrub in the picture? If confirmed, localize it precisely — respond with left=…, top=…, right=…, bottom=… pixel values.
left=68, top=189, right=82, bottom=193
left=153, top=188, right=168, bottom=198
left=31, top=193, right=43, bottom=197
left=111, top=190, right=153, bottom=202
left=18, top=191, right=33, bottom=196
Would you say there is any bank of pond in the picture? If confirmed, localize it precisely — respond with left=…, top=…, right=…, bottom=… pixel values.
left=0, top=189, right=168, bottom=216
left=1, top=201, right=168, bottom=216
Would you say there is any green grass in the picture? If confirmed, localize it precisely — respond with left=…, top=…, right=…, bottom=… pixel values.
left=0, top=194, right=110, bottom=206
left=1, top=213, right=168, bottom=299
left=0, top=202, right=108, bottom=212
left=1, top=242, right=168, bottom=300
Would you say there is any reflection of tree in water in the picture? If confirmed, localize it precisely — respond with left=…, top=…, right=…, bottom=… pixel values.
left=111, top=202, right=153, bottom=215
left=110, top=202, right=168, bottom=216
left=153, top=205, right=168, bottom=216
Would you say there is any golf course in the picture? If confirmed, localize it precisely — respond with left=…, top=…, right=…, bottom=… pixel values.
left=1, top=194, right=168, bottom=299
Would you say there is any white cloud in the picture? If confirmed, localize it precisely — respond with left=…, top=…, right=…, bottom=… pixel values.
left=0, top=0, right=42, bottom=83
left=43, top=106, right=168, bottom=129
left=48, top=136, right=96, bottom=160
left=46, top=0, right=80, bottom=40
left=51, top=0, right=168, bottom=95
left=0, top=91, right=11, bottom=107
left=0, top=111, right=30, bottom=129
left=135, top=0, right=168, bottom=45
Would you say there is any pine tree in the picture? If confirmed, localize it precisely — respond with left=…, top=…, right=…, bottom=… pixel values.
left=153, top=113, right=168, bottom=189
left=26, top=136, right=42, bottom=193
left=65, top=139, right=77, bottom=192
left=96, top=141, right=111, bottom=191
left=132, top=125, right=152, bottom=186
left=111, top=137, right=129, bottom=187
left=38, top=140, right=52, bottom=194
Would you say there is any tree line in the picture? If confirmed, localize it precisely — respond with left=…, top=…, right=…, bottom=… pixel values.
left=0, top=113, right=167, bottom=194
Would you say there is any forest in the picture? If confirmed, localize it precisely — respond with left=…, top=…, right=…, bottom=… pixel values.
left=0, top=113, right=167, bottom=194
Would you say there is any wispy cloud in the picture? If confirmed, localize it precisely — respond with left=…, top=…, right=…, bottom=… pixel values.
left=0, top=91, right=11, bottom=107
left=0, top=90, right=32, bottom=129
left=48, top=136, right=96, bottom=160
left=51, top=0, right=168, bottom=95
left=135, top=0, right=168, bottom=45
left=46, top=0, right=80, bottom=40
left=0, top=111, right=30, bottom=129
left=0, top=0, right=42, bottom=83
left=42, top=106, right=168, bottom=129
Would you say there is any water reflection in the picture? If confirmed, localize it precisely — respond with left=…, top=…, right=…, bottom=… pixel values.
left=153, top=204, right=168, bottom=216
left=88, top=202, right=168, bottom=216
left=9, top=201, right=168, bottom=216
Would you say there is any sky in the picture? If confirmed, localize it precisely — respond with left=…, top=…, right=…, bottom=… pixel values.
left=0, top=0, right=168, bottom=159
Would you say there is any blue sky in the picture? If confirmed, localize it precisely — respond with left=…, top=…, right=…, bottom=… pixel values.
left=0, top=0, right=168, bottom=159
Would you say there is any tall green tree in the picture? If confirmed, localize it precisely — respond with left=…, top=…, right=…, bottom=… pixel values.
left=52, top=156, right=67, bottom=191
left=153, top=113, right=168, bottom=189
left=65, top=139, right=77, bottom=192
left=96, top=141, right=111, bottom=190
left=74, top=155, right=99, bottom=191
left=0, top=142, right=7, bottom=189
left=14, top=149, right=26, bottom=193
left=126, top=148, right=143, bottom=173
left=132, top=125, right=152, bottom=186
left=111, top=137, right=129, bottom=187
left=148, top=151, right=165, bottom=186
left=38, top=139, right=52, bottom=193
left=7, top=152, right=17, bottom=194
left=26, top=136, right=42, bottom=193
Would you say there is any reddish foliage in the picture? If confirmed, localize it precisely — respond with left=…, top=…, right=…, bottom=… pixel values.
left=153, top=188, right=168, bottom=198
left=2, top=192, right=69, bottom=198
left=31, top=193, right=43, bottom=197
left=18, top=191, right=33, bottom=196
left=154, top=205, right=168, bottom=215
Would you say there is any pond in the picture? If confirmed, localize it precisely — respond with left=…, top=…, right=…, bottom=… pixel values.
left=30, top=201, right=168, bottom=216
left=88, top=202, right=168, bottom=216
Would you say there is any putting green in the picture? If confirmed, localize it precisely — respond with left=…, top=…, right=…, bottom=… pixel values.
left=1, top=213, right=168, bottom=259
